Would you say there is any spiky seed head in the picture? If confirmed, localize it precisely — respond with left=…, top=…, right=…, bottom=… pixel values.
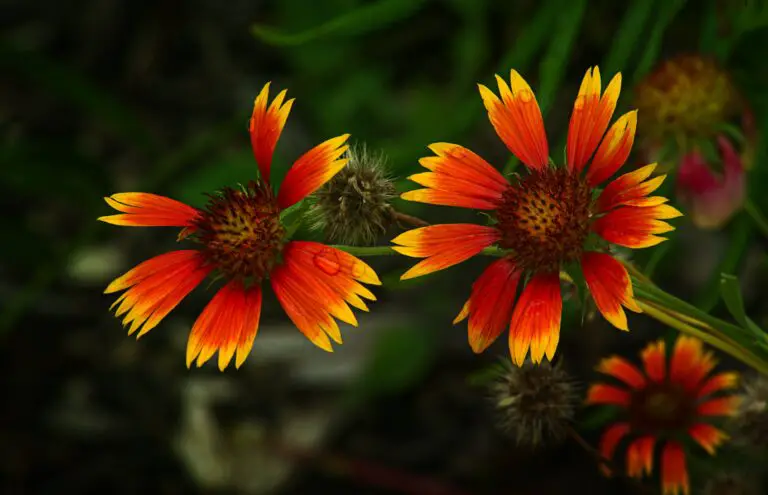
left=306, top=143, right=396, bottom=246
left=490, top=359, right=578, bottom=447
left=730, top=375, right=768, bottom=448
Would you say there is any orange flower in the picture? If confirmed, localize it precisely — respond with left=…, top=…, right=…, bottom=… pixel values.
left=100, top=83, right=380, bottom=370
left=586, top=336, right=741, bottom=495
left=394, top=67, right=681, bottom=365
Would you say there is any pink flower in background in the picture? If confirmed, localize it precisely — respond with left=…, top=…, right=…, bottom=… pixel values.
left=676, top=136, right=745, bottom=229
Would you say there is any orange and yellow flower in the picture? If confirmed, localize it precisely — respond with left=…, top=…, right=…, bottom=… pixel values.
left=586, top=336, right=741, bottom=495
left=100, top=83, right=380, bottom=370
left=393, top=67, right=681, bottom=365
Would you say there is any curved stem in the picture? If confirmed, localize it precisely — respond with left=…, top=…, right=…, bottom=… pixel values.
left=744, top=197, right=768, bottom=240
left=392, top=210, right=430, bottom=228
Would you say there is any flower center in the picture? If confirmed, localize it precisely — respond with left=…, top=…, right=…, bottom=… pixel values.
left=629, top=384, right=695, bottom=433
left=495, top=167, right=592, bottom=273
left=193, top=181, right=285, bottom=282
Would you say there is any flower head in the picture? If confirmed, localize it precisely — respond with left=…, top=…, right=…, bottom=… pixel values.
left=491, top=359, right=577, bottom=447
left=730, top=374, right=768, bottom=449
left=393, top=67, right=681, bottom=365
left=99, top=83, right=381, bottom=370
left=586, top=336, right=741, bottom=495
left=306, top=143, right=396, bottom=245
left=676, top=136, right=746, bottom=229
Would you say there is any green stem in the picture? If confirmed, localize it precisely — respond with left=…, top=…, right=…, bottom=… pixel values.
left=331, top=245, right=506, bottom=257
left=744, top=197, right=768, bottom=240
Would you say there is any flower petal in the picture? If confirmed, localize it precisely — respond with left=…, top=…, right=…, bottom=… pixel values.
left=586, top=110, right=638, bottom=186
left=478, top=70, right=549, bottom=170
left=392, top=224, right=500, bottom=280
left=457, top=258, right=521, bottom=353
left=401, top=143, right=508, bottom=210
left=697, top=396, right=742, bottom=417
left=581, top=252, right=641, bottom=331
left=106, top=250, right=211, bottom=338
left=508, top=273, right=562, bottom=365
left=277, top=134, right=350, bottom=209
left=661, top=441, right=690, bottom=495
left=596, top=356, right=646, bottom=389
left=688, top=423, right=728, bottom=455
left=567, top=67, right=622, bottom=172
left=696, top=372, right=739, bottom=399
left=593, top=204, right=682, bottom=249
left=249, top=82, right=294, bottom=183
left=598, top=422, right=630, bottom=476
left=586, top=384, right=631, bottom=406
left=670, top=336, right=716, bottom=392
left=597, top=163, right=668, bottom=212
left=641, top=339, right=667, bottom=382
left=185, top=281, right=263, bottom=370
left=98, top=193, right=200, bottom=227
left=626, top=436, right=655, bottom=478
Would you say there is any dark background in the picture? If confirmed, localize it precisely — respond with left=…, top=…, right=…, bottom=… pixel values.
left=3, top=1, right=768, bottom=494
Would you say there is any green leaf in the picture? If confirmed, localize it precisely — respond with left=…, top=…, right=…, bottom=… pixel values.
left=536, top=0, right=588, bottom=115
left=631, top=0, right=688, bottom=83
left=251, top=0, right=429, bottom=46
left=720, top=273, right=766, bottom=337
left=696, top=214, right=752, bottom=311
left=602, top=0, right=657, bottom=75
left=496, top=0, right=560, bottom=74
left=346, top=326, right=436, bottom=404
left=577, top=405, right=620, bottom=431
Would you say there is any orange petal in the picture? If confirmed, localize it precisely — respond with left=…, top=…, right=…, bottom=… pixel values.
left=402, top=143, right=508, bottom=210
left=661, top=441, right=690, bottom=495
left=249, top=82, right=294, bottom=183
left=597, top=163, right=668, bottom=212
left=586, top=110, right=638, bottom=186
left=392, top=224, right=500, bottom=280
left=567, top=67, right=622, bottom=173
left=696, top=372, right=739, bottom=399
left=508, top=273, right=562, bottom=365
left=586, top=383, right=631, bottom=406
left=596, top=356, right=646, bottom=389
left=688, top=423, right=728, bottom=455
left=459, top=258, right=521, bottom=353
left=670, top=336, right=716, bottom=392
left=581, top=252, right=641, bottom=331
left=593, top=204, right=682, bottom=249
left=598, top=422, right=630, bottom=476
left=185, top=281, right=263, bottom=370
left=697, top=396, right=742, bottom=417
left=478, top=70, right=549, bottom=170
left=106, top=250, right=211, bottom=338
left=626, top=436, right=655, bottom=478
left=641, top=339, right=667, bottom=382
left=277, top=134, right=350, bottom=209
left=99, top=193, right=200, bottom=227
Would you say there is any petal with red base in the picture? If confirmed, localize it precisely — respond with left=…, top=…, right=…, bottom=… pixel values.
left=598, top=422, right=630, bottom=475
left=277, top=134, right=350, bottom=209
left=586, top=384, right=631, bottom=406
left=697, top=396, right=742, bottom=417
left=688, top=423, right=728, bottom=455
left=186, top=281, right=263, bottom=371
left=478, top=70, right=549, bottom=170
left=392, top=224, right=500, bottom=280
left=641, top=340, right=667, bottom=382
left=696, top=372, right=739, bottom=398
left=106, top=250, right=212, bottom=338
left=99, top=193, right=200, bottom=227
left=597, top=163, right=668, bottom=212
left=661, top=441, right=690, bottom=495
left=508, top=273, right=562, bottom=365
left=593, top=204, right=682, bottom=249
left=670, top=336, right=716, bottom=392
left=582, top=252, right=641, bottom=331
left=626, top=436, right=655, bottom=478
left=456, top=258, right=521, bottom=353
left=402, top=143, right=508, bottom=210
left=249, top=82, right=294, bottom=183
left=567, top=67, right=622, bottom=172
left=586, top=111, right=638, bottom=186
left=597, top=356, right=646, bottom=389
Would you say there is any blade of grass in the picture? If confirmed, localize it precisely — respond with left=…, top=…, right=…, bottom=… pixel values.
left=631, top=0, right=688, bottom=83
left=602, top=0, right=657, bottom=74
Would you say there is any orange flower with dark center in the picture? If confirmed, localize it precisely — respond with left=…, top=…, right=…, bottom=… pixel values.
left=586, top=336, right=741, bottom=495
left=100, top=83, right=381, bottom=370
left=393, top=67, right=681, bottom=365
